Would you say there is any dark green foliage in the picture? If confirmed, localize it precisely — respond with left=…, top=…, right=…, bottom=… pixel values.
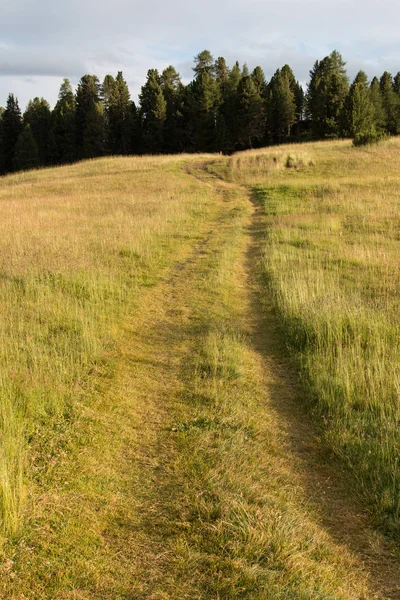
left=306, top=50, right=349, bottom=137
left=251, top=66, right=267, bottom=98
left=235, top=76, right=265, bottom=149
left=1, top=94, right=23, bottom=173
left=48, top=79, right=76, bottom=165
left=103, top=72, right=133, bottom=155
left=341, top=72, right=379, bottom=145
left=369, top=77, right=386, bottom=133
left=139, top=69, right=167, bottom=153
left=394, top=72, right=400, bottom=95
left=3, top=48, right=400, bottom=175
left=193, top=50, right=214, bottom=76
left=13, top=124, right=39, bottom=171
left=23, top=97, right=51, bottom=165
left=267, top=68, right=297, bottom=142
left=75, top=75, right=105, bottom=159
left=379, top=72, right=400, bottom=135
left=190, top=63, right=220, bottom=151
left=161, top=66, right=184, bottom=153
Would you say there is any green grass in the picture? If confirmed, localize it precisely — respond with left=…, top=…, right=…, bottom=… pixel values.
left=225, top=137, right=400, bottom=535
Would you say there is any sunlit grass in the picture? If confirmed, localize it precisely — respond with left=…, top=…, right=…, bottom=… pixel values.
left=227, top=137, right=400, bottom=534
left=0, top=154, right=215, bottom=536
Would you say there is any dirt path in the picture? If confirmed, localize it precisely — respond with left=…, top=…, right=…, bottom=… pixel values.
left=4, top=160, right=400, bottom=598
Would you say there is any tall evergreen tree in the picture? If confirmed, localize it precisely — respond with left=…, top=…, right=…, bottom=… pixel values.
left=251, top=66, right=267, bottom=98
left=369, top=77, right=386, bottom=133
left=221, top=61, right=243, bottom=152
left=13, top=124, right=39, bottom=171
left=235, top=75, right=265, bottom=148
left=266, top=68, right=297, bottom=142
left=48, top=79, right=76, bottom=164
left=306, top=50, right=349, bottom=137
left=379, top=72, right=400, bottom=134
left=193, top=50, right=214, bottom=76
left=75, top=75, right=105, bottom=159
left=190, top=67, right=220, bottom=151
left=341, top=72, right=376, bottom=143
left=281, top=64, right=304, bottom=124
left=1, top=94, right=22, bottom=173
left=139, top=69, right=167, bottom=153
left=23, top=97, right=51, bottom=165
left=104, top=72, right=133, bottom=154
left=160, top=66, right=184, bottom=153
left=394, top=72, right=400, bottom=95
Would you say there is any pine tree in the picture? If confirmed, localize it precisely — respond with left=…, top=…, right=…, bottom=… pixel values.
left=139, top=69, right=167, bottom=153
left=341, top=72, right=376, bottom=143
left=75, top=75, right=105, bottom=159
left=161, top=66, right=184, bottom=152
left=23, top=97, right=51, bottom=165
left=281, top=64, right=304, bottom=124
left=266, top=68, right=297, bottom=142
left=48, top=79, right=76, bottom=165
left=105, top=72, right=133, bottom=155
left=13, top=124, right=39, bottom=171
left=1, top=94, right=22, bottom=173
left=222, top=61, right=243, bottom=151
left=306, top=50, right=349, bottom=137
left=193, top=50, right=214, bottom=76
left=394, top=72, right=400, bottom=94
left=369, top=77, right=386, bottom=133
left=235, top=76, right=265, bottom=149
left=214, top=57, right=229, bottom=88
left=379, top=72, right=400, bottom=134
left=190, top=67, right=220, bottom=151
left=251, top=66, right=267, bottom=98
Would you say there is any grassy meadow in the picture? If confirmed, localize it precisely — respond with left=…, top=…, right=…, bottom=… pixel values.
left=0, top=155, right=215, bottom=537
left=219, top=138, right=400, bottom=535
left=1, top=142, right=400, bottom=597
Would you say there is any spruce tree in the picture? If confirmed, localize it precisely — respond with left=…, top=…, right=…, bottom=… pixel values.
left=235, top=75, right=265, bottom=149
left=139, top=69, right=167, bottom=153
left=1, top=94, right=22, bottom=173
left=161, top=66, right=184, bottom=152
left=306, top=50, right=349, bottom=137
left=13, top=124, right=39, bottom=171
left=342, top=72, right=376, bottom=143
left=193, top=50, right=214, bottom=76
left=222, top=61, right=243, bottom=151
left=369, top=77, right=386, bottom=133
left=48, top=79, right=76, bottom=165
left=251, top=66, right=267, bottom=98
left=75, top=75, right=105, bottom=159
left=190, top=67, right=220, bottom=151
left=394, top=72, right=400, bottom=95
left=23, top=97, right=51, bottom=165
left=266, top=68, right=296, bottom=142
left=105, top=72, right=133, bottom=155
left=379, top=72, right=400, bottom=134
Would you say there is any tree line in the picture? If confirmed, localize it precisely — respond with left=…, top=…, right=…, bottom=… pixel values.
left=0, top=49, right=399, bottom=174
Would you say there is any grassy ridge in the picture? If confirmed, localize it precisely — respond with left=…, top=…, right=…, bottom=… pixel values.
left=0, top=155, right=214, bottom=537
left=222, top=138, right=400, bottom=534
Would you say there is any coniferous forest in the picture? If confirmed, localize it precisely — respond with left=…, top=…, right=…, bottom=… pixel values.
left=1, top=49, right=400, bottom=174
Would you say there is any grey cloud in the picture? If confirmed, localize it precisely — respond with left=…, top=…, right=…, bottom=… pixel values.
left=1, top=0, right=400, bottom=108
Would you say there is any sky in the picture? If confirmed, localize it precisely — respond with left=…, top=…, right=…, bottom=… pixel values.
left=1, top=0, right=400, bottom=110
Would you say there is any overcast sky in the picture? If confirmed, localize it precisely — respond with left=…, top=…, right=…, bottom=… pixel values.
left=1, top=0, right=400, bottom=110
